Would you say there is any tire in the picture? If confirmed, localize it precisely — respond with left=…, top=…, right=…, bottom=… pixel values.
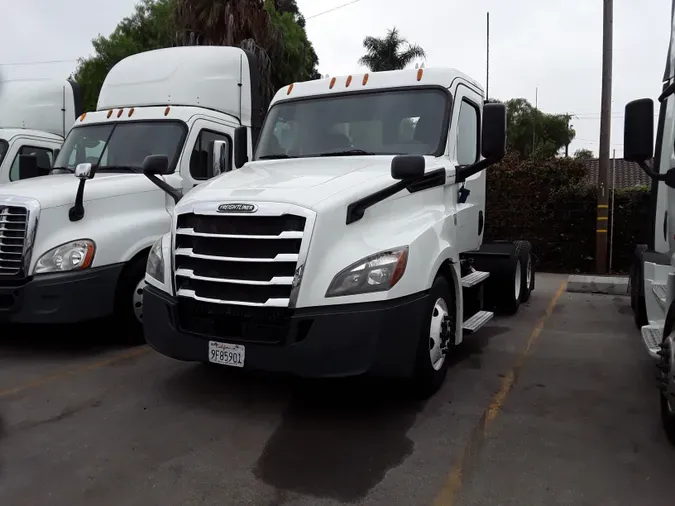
left=113, top=255, right=148, bottom=344
left=494, top=244, right=521, bottom=316
left=660, top=314, right=675, bottom=445
left=515, top=240, right=534, bottom=303
left=411, top=276, right=455, bottom=399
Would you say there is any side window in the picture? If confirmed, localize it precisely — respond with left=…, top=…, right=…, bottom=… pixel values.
left=9, top=145, right=54, bottom=181
left=189, top=130, right=231, bottom=180
left=456, top=100, right=480, bottom=165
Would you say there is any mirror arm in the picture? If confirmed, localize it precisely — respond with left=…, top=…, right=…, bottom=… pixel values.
left=68, top=180, right=87, bottom=222
left=144, top=173, right=182, bottom=203
left=659, top=82, right=675, bottom=103
left=638, top=160, right=666, bottom=181
left=455, top=157, right=499, bottom=184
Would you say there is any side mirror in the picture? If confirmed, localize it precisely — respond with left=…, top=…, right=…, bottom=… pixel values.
left=74, top=162, right=95, bottom=180
left=234, top=126, right=248, bottom=169
left=624, top=98, right=654, bottom=162
left=18, top=155, right=40, bottom=180
left=142, top=154, right=170, bottom=175
left=391, top=154, right=425, bottom=180
left=481, top=102, right=507, bottom=161
left=212, top=140, right=230, bottom=176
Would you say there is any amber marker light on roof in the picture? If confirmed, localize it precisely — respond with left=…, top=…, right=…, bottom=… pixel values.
left=329, top=77, right=336, bottom=89
left=362, top=74, right=369, bottom=85
left=287, top=83, right=294, bottom=95
left=79, top=113, right=86, bottom=122
left=417, top=68, right=424, bottom=81
left=164, top=106, right=170, bottom=116
left=106, top=110, right=113, bottom=119
left=116, top=109, right=123, bottom=118
left=345, top=75, right=352, bottom=87
left=128, top=107, right=135, bottom=117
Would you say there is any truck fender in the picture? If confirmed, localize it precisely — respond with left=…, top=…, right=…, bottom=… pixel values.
left=428, top=247, right=462, bottom=344
left=120, top=236, right=161, bottom=264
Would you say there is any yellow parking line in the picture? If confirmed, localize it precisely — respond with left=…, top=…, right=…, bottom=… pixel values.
left=432, top=279, right=567, bottom=506
left=0, top=345, right=150, bottom=398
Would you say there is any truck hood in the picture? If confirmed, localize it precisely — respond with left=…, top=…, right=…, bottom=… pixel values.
left=181, top=156, right=441, bottom=209
left=0, top=172, right=162, bottom=209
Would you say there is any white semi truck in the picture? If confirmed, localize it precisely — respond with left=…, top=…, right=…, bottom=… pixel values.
left=0, top=46, right=259, bottom=340
left=0, top=78, right=81, bottom=183
left=142, top=66, right=535, bottom=397
left=625, top=0, right=675, bottom=443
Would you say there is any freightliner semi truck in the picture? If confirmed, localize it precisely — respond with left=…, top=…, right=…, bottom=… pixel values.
left=141, top=65, right=536, bottom=398
left=0, top=46, right=258, bottom=340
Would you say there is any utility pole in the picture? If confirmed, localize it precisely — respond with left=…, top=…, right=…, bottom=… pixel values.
left=596, top=0, right=613, bottom=274
left=486, top=12, right=490, bottom=101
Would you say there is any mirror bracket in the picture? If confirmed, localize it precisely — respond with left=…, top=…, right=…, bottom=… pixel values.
left=144, top=173, right=182, bottom=204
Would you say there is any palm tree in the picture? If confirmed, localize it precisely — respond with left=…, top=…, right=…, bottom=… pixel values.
left=358, top=27, right=426, bottom=72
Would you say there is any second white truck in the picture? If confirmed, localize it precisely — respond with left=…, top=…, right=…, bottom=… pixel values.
left=0, top=46, right=259, bottom=339
left=0, top=78, right=81, bottom=183
left=142, top=66, right=535, bottom=397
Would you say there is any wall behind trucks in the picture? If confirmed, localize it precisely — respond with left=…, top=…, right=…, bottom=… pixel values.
left=96, top=46, right=263, bottom=143
left=0, top=79, right=83, bottom=137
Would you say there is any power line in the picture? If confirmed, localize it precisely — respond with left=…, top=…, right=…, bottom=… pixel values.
left=1, top=1, right=365, bottom=68
left=306, top=0, right=364, bottom=20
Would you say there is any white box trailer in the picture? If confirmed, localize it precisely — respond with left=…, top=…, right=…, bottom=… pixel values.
left=0, top=78, right=82, bottom=183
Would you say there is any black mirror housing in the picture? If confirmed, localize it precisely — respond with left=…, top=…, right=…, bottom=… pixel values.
left=142, top=154, right=170, bottom=175
left=391, top=154, right=425, bottom=180
left=624, top=98, right=654, bottom=162
left=18, top=155, right=40, bottom=180
left=482, top=102, right=507, bottom=161
left=234, top=127, right=248, bottom=169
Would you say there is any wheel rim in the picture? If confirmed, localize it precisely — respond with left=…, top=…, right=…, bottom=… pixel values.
left=526, top=255, right=532, bottom=289
left=132, top=278, right=146, bottom=323
left=514, top=260, right=522, bottom=301
left=429, top=297, right=450, bottom=371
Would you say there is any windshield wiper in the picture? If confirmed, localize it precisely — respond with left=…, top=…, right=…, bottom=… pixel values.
left=257, top=154, right=296, bottom=160
left=97, top=165, right=143, bottom=173
left=318, top=149, right=375, bottom=157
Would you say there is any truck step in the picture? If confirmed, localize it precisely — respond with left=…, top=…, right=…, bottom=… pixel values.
left=463, top=310, right=494, bottom=335
left=652, top=282, right=668, bottom=310
left=461, top=270, right=490, bottom=288
left=641, top=324, right=663, bottom=361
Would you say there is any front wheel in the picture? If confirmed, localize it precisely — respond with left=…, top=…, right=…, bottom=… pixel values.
left=659, top=333, right=675, bottom=445
left=411, top=276, right=455, bottom=399
left=113, top=255, right=148, bottom=344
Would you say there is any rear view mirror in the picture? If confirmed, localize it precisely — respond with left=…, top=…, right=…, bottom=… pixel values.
left=18, top=155, right=40, bottom=180
left=75, top=162, right=94, bottom=180
left=482, top=103, right=506, bottom=161
left=212, top=140, right=230, bottom=176
left=142, top=155, right=170, bottom=175
left=391, top=154, right=425, bottom=180
left=624, top=98, right=654, bottom=162
left=234, top=127, right=248, bottom=169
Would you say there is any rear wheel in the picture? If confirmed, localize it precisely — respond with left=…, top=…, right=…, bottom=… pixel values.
left=411, top=276, right=455, bottom=399
left=515, top=240, right=534, bottom=303
left=494, top=244, right=522, bottom=316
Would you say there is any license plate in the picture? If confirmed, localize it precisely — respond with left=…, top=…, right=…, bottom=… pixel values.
left=208, top=341, right=245, bottom=368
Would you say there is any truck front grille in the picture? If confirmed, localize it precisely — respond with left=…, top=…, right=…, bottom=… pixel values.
left=0, top=205, right=28, bottom=277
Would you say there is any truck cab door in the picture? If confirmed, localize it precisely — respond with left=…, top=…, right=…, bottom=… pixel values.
left=447, top=83, right=484, bottom=253
left=0, top=136, right=62, bottom=184
left=178, top=119, right=235, bottom=195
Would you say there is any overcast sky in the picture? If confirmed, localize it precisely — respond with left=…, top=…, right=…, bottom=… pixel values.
left=1, top=0, right=671, bottom=158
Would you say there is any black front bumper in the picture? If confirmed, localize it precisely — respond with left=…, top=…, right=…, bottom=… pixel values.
left=0, top=263, right=125, bottom=324
left=144, top=285, right=429, bottom=379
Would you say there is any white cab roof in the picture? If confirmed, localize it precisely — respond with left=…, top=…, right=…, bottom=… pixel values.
left=97, top=46, right=255, bottom=127
left=271, top=67, right=483, bottom=105
left=0, top=79, right=81, bottom=137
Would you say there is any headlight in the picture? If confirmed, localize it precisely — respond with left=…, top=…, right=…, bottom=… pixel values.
left=146, top=237, right=165, bottom=283
left=34, top=240, right=95, bottom=274
left=326, top=246, right=408, bottom=297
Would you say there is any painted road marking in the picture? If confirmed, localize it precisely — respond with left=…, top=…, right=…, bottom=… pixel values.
left=0, top=346, right=150, bottom=398
left=432, top=279, right=568, bottom=506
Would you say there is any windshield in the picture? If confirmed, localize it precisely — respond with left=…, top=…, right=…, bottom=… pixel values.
left=0, top=139, right=7, bottom=166
left=53, top=121, right=187, bottom=172
left=255, top=89, right=450, bottom=160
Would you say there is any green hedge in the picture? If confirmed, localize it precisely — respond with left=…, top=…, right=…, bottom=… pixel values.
left=483, top=152, right=651, bottom=273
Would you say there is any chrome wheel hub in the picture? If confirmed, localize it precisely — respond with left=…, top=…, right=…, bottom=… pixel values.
left=659, top=334, right=675, bottom=414
left=429, top=298, right=451, bottom=371
left=133, top=278, right=146, bottom=323
left=514, top=260, right=522, bottom=301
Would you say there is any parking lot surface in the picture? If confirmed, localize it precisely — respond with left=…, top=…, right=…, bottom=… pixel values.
left=1, top=273, right=674, bottom=505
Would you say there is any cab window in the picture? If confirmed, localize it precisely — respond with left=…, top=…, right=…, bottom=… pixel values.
left=9, top=146, right=53, bottom=181
left=189, top=130, right=231, bottom=180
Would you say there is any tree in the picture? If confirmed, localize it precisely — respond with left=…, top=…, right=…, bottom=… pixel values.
left=574, top=148, right=595, bottom=160
left=72, top=0, right=176, bottom=112
left=504, top=98, right=575, bottom=159
left=358, top=27, right=425, bottom=72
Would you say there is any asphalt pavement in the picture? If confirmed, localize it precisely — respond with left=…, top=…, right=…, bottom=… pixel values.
left=0, top=273, right=673, bottom=506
